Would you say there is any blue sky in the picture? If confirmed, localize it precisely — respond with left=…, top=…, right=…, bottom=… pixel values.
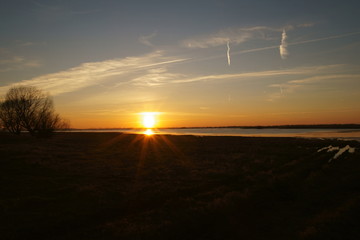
left=1, top=0, right=360, bottom=128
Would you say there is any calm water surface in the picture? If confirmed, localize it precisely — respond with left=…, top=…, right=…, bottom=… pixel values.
left=70, top=128, right=360, bottom=141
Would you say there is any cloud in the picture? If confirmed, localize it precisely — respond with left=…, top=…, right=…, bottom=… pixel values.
left=182, top=26, right=279, bottom=49
left=0, top=56, right=25, bottom=65
left=18, top=41, right=35, bottom=47
left=297, top=23, right=316, bottom=28
left=32, top=1, right=100, bottom=15
left=170, top=64, right=343, bottom=84
left=230, top=31, right=360, bottom=59
left=267, top=83, right=301, bottom=101
left=96, top=60, right=342, bottom=88
left=279, top=29, right=289, bottom=59
left=0, top=55, right=41, bottom=72
left=130, top=68, right=184, bottom=87
left=289, top=31, right=360, bottom=47
left=0, top=51, right=188, bottom=95
left=23, top=60, right=42, bottom=68
left=182, top=28, right=360, bottom=66
left=287, top=74, right=360, bottom=84
left=267, top=72, right=360, bottom=101
left=139, top=31, right=157, bottom=47
left=15, top=40, right=47, bottom=47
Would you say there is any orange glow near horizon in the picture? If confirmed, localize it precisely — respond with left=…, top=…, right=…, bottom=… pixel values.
left=144, top=129, right=154, bottom=136
left=60, top=108, right=360, bottom=129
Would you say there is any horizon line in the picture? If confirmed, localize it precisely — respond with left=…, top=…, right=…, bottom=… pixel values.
left=68, top=123, right=360, bottom=130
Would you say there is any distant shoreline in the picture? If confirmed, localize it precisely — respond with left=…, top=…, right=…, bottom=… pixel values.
left=57, top=127, right=360, bottom=142
left=70, top=124, right=360, bottom=131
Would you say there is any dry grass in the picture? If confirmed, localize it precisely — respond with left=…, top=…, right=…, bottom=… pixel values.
left=1, top=132, right=360, bottom=239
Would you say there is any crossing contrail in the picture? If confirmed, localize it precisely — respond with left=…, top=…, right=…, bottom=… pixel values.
left=181, top=31, right=360, bottom=65
left=227, top=40, right=231, bottom=66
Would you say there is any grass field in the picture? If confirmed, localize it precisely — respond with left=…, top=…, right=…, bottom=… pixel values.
left=1, top=132, right=360, bottom=239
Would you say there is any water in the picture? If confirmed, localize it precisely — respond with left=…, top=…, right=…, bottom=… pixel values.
left=69, top=128, right=360, bottom=141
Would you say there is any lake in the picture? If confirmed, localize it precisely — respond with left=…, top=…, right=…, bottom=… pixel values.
left=69, top=128, right=360, bottom=141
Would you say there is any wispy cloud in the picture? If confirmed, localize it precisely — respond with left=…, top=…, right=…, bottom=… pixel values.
left=279, top=29, right=289, bottom=59
left=268, top=73, right=360, bottom=101
left=170, top=64, right=344, bottom=84
left=139, top=31, right=157, bottom=47
left=32, top=1, right=100, bottom=15
left=2, top=51, right=337, bottom=96
left=0, top=56, right=25, bottom=65
left=183, top=29, right=360, bottom=66
left=183, top=23, right=316, bottom=49
left=16, top=41, right=35, bottom=47
left=182, top=26, right=280, bottom=49
left=130, top=68, right=183, bottom=87
left=289, top=31, right=360, bottom=47
left=233, top=30, right=360, bottom=59
left=287, top=74, right=360, bottom=84
left=0, top=51, right=188, bottom=95
left=0, top=55, right=41, bottom=72
left=297, top=23, right=316, bottom=28
left=15, top=40, right=47, bottom=48
left=127, top=64, right=344, bottom=86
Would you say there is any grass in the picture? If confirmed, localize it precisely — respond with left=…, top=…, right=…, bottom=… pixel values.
left=1, top=132, right=360, bottom=239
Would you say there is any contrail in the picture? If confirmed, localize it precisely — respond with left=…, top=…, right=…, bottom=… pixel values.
left=180, top=31, right=360, bottom=65
left=289, top=31, right=360, bottom=46
left=280, top=29, right=289, bottom=59
left=227, top=40, right=231, bottom=66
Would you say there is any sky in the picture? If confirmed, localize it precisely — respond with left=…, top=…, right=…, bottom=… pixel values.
left=1, top=0, right=360, bottom=128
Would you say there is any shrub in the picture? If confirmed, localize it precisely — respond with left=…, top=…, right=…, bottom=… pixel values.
left=0, top=86, right=69, bottom=136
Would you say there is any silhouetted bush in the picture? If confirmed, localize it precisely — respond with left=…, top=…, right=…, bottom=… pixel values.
left=0, top=86, right=69, bottom=137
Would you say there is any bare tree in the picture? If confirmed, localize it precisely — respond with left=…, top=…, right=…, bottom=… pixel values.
left=0, top=86, right=69, bottom=136
left=0, top=97, right=23, bottom=134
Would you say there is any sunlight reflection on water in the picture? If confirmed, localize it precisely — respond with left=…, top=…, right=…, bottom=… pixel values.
left=144, top=129, right=154, bottom=136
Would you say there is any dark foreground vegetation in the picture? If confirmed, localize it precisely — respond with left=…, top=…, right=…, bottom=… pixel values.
left=1, top=132, right=360, bottom=240
left=0, top=86, right=69, bottom=137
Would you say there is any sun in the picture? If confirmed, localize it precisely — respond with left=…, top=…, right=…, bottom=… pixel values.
left=141, top=112, right=157, bottom=128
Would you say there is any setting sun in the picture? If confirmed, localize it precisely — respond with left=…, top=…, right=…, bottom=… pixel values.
left=141, top=112, right=157, bottom=128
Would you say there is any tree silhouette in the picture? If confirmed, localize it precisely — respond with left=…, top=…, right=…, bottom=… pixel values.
left=0, top=86, right=69, bottom=136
